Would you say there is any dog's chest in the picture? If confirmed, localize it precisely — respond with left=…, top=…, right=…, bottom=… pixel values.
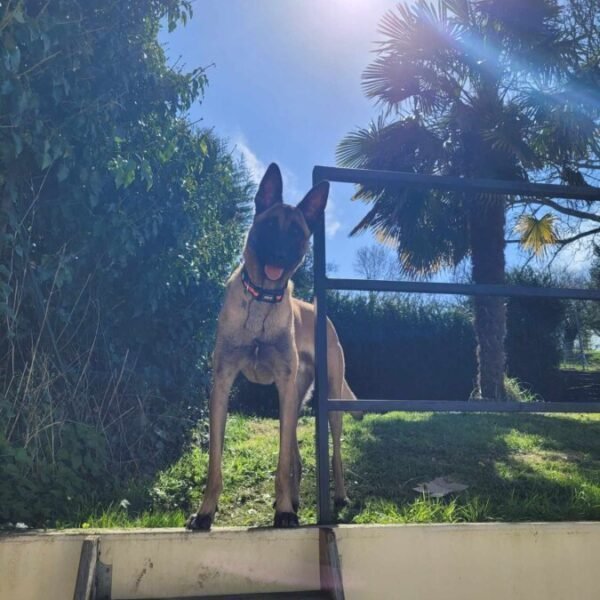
left=241, top=339, right=277, bottom=385
left=224, top=295, right=295, bottom=384
left=243, top=299, right=275, bottom=336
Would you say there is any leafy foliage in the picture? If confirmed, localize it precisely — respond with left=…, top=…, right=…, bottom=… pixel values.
left=339, top=0, right=600, bottom=262
left=514, top=214, right=558, bottom=256
left=0, top=0, right=252, bottom=526
left=0, top=423, right=108, bottom=525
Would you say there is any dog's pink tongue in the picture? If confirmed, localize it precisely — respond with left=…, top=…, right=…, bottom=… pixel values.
left=264, top=265, right=284, bottom=281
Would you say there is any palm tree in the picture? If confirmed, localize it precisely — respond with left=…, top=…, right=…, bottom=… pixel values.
left=338, top=0, right=600, bottom=400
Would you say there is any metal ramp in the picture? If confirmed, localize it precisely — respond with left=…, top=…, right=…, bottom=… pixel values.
left=73, top=528, right=344, bottom=600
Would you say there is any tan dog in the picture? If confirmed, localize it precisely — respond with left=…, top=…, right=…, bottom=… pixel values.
left=187, top=163, right=359, bottom=530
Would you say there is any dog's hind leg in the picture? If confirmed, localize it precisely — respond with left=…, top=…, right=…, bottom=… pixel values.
left=328, top=353, right=348, bottom=509
left=329, top=379, right=362, bottom=511
left=327, top=323, right=362, bottom=508
left=273, top=351, right=301, bottom=528
left=290, top=365, right=313, bottom=512
left=187, top=356, right=237, bottom=531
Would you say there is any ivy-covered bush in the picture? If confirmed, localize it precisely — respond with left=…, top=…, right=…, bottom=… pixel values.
left=0, top=0, right=252, bottom=525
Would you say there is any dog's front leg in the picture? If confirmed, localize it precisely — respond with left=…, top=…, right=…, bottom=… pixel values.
left=273, top=354, right=300, bottom=528
left=187, top=354, right=236, bottom=531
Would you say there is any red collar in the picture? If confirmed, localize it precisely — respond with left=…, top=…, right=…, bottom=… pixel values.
left=241, top=268, right=287, bottom=303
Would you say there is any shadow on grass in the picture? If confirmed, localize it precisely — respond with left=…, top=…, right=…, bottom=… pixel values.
left=340, top=412, right=600, bottom=523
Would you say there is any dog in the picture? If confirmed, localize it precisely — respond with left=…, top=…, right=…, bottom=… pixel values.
left=186, top=163, right=359, bottom=530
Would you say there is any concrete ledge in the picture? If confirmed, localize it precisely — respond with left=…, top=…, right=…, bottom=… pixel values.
left=0, top=527, right=321, bottom=600
left=2, top=522, right=600, bottom=599
left=337, top=522, right=600, bottom=600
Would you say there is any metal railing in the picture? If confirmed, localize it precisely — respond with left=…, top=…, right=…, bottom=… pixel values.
left=312, top=165, right=600, bottom=525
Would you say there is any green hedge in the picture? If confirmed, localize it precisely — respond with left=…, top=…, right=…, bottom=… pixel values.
left=231, top=294, right=478, bottom=416
left=506, top=268, right=566, bottom=402
left=232, top=272, right=566, bottom=414
left=330, top=294, right=477, bottom=400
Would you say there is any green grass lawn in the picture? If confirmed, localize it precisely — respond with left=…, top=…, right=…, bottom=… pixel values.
left=79, top=412, right=600, bottom=528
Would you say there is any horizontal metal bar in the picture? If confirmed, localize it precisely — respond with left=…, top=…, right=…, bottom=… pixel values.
left=324, top=277, right=600, bottom=300
left=313, top=166, right=600, bottom=201
left=328, top=400, right=600, bottom=413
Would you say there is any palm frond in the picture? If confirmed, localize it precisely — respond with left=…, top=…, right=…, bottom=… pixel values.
left=363, top=0, right=467, bottom=112
left=514, top=213, right=558, bottom=255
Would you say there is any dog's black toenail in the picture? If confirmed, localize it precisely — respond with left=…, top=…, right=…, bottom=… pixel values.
left=186, top=513, right=212, bottom=531
left=274, top=511, right=299, bottom=528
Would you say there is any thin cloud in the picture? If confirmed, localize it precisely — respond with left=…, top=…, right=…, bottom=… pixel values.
left=232, top=134, right=343, bottom=238
left=233, top=135, right=266, bottom=185
left=326, top=197, right=342, bottom=238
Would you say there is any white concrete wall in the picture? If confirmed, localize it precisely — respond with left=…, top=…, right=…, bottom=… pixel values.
left=0, top=527, right=321, bottom=600
left=101, top=527, right=320, bottom=599
left=1, top=523, right=600, bottom=599
left=0, top=531, right=83, bottom=600
left=337, top=522, right=600, bottom=600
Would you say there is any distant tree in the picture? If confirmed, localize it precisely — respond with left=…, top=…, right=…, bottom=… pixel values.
left=338, top=0, right=600, bottom=400
left=580, top=246, right=600, bottom=357
left=354, top=245, right=401, bottom=281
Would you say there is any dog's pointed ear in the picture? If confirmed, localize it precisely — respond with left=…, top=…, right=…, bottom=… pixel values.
left=255, top=163, right=283, bottom=216
left=297, top=181, right=329, bottom=232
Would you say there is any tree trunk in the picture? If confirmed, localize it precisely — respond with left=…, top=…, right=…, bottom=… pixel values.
left=469, top=195, right=506, bottom=400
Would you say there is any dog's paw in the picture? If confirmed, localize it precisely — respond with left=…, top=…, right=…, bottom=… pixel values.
left=334, top=496, right=350, bottom=511
left=274, top=511, right=299, bottom=528
left=186, top=513, right=212, bottom=531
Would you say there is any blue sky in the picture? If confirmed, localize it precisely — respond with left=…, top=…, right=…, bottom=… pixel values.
left=162, top=0, right=399, bottom=276
left=162, top=0, right=592, bottom=278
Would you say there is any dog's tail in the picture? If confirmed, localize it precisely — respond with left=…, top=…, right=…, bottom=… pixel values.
left=342, top=379, right=364, bottom=421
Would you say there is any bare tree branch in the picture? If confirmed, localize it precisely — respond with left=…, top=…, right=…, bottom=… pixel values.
left=557, top=226, right=600, bottom=245
left=513, top=197, right=600, bottom=223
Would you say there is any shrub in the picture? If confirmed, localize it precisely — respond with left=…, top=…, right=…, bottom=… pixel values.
left=506, top=268, right=566, bottom=401
left=0, top=0, right=252, bottom=526
left=330, top=293, right=477, bottom=400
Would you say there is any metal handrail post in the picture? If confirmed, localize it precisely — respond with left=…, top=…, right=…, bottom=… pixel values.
left=313, top=169, right=332, bottom=525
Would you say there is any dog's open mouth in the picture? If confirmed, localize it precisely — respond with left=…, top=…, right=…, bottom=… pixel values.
left=264, top=265, right=285, bottom=281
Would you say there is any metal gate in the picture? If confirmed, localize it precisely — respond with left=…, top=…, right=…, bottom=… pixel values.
left=312, top=165, right=600, bottom=524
